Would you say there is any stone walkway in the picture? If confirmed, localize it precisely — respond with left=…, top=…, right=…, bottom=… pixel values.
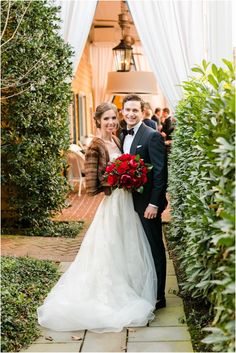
left=2, top=190, right=193, bottom=352
left=22, top=259, right=193, bottom=352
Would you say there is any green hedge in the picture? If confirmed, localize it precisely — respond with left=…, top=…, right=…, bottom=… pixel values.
left=1, top=220, right=84, bottom=237
left=1, top=0, right=73, bottom=231
left=168, top=59, right=235, bottom=352
left=1, top=256, right=60, bottom=352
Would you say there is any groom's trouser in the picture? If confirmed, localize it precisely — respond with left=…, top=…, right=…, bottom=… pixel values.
left=138, top=213, right=166, bottom=300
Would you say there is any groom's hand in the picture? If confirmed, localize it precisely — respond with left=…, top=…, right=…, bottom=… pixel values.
left=144, top=205, right=158, bottom=219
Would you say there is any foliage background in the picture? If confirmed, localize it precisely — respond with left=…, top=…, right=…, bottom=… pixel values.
left=168, top=59, right=235, bottom=352
left=1, top=0, right=73, bottom=231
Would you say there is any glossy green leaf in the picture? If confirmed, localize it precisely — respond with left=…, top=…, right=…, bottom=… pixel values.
left=168, top=58, right=235, bottom=352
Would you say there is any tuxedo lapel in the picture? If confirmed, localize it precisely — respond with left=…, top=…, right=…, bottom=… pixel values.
left=130, top=123, right=146, bottom=155
left=120, top=132, right=125, bottom=153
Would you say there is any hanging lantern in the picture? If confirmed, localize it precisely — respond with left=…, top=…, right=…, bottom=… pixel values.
left=112, top=39, right=133, bottom=72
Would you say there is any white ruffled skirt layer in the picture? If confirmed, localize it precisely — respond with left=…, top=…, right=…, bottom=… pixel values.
left=38, top=189, right=157, bottom=332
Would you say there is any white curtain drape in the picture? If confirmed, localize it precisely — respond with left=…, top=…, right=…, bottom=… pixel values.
left=127, top=0, right=232, bottom=110
left=132, top=44, right=167, bottom=108
left=90, top=43, right=116, bottom=108
left=205, top=1, right=233, bottom=65
left=55, top=0, right=97, bottom=74
left=132, top=44, right=151, bottom=71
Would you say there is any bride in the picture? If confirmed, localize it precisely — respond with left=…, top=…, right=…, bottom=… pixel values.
left=37, top=102, right=157, bottom=333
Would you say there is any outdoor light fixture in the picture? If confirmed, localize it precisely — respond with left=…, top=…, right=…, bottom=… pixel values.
left=112, top=9, right=133, bottom=72
left=112, top=39, right=133, bottom=72
left=107, top=1, right=158, bottom=95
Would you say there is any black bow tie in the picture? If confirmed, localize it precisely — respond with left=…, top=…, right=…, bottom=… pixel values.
left=122, top=128, right=134, bottom=136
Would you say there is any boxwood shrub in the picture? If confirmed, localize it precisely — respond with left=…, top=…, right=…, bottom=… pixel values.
left=1, top=0, right=73, bottom=232
left=1, top=256, right=60, bottom=352
left=168, top=59, right=235, bottom=352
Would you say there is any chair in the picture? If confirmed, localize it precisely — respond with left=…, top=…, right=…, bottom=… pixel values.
left=67, top=150, right=86, bottom=196
left=69, top=142, right=86, bottom=155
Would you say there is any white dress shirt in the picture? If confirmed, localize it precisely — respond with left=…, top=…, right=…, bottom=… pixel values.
left=123, top=121, right=142, bottom=154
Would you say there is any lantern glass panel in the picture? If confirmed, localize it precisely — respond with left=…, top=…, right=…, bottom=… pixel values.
left=112, top=40, right=133, bottom=72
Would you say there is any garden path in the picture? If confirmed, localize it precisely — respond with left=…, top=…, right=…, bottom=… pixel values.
left=2, top=190, right=193, bottom=352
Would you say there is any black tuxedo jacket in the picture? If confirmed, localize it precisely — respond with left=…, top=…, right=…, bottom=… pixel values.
left=121, top=123, right=167, bottom=214
left=143, top=118, right=157, bottom=130
left=162, top=116, right=174, bottom=140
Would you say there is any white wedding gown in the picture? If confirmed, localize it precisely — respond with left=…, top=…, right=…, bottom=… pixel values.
left=38, top=142, right=157, bottom=333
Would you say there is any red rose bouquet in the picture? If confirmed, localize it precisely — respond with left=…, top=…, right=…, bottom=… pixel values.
left=103, top=154, right=152, bottom=193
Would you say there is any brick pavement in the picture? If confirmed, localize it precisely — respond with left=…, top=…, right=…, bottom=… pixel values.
left=1, top=191, right=104, bottom=262
left=54, top=191, right=104, bottom=223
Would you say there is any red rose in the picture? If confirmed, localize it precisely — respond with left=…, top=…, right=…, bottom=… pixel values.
left=117, top=161, right=129, bottom=174
left=129, top=159, right=139, bottom=169
left=133, top=178, right=142, bottom=188
left=129, top=169, right=136, bottom=176
left=118, top=154, right=131, bottom=161
left=105, top=164, right=116, bottom=173
left=120, top=174, right=133, bottom=188
left=107, top=174, right=119, bottom=186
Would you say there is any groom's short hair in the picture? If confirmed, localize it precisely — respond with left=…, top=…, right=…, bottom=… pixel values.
left=122, top=94, right=145, bottom=112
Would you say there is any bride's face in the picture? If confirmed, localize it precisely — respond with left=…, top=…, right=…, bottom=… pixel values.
left=100, top=109, right=118, bottom=134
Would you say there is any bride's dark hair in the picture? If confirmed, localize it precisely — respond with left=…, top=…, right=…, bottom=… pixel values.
left=94, top=102, right=118, bottom=128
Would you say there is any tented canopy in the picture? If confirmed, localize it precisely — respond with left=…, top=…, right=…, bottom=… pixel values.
left=127, top=0, right=232, bottom=109
left=55, top=0, right=97, bottom=73
left=55, top=0, right=233, bottom=110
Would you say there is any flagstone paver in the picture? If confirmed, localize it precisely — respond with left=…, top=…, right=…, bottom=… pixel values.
left=166, top=275, right=179, bottom=297
left=35, top=328, right=85, bottom=343
left=127, top=341, right=193, bottom=352
left=164, top=296, right=184, bottom=307
left=149, top=306, right=186, bottom=327
left=23, top=342, right=81, bottom=352
left=81, top=330, right=127, bottom=352
left=128, top=326, right=191, bottom=342
left=167, top=259, right=175, bottom=275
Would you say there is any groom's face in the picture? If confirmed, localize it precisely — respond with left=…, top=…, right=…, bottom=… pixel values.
left=123, top=100, right=143, bottom=129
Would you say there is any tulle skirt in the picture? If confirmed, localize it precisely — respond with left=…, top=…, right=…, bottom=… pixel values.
left=38, top=189, right=157, bottom=332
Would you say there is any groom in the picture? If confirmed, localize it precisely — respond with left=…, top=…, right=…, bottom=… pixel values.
left=121, top=94, right=168, bottom=310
